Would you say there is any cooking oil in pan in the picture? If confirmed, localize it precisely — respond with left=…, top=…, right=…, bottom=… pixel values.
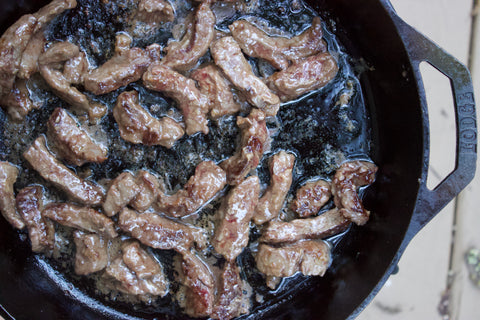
left=0, top=0, right=373, bottom=318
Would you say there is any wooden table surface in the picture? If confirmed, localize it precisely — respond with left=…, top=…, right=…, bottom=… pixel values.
left=358, top=0, right=480, bottom=319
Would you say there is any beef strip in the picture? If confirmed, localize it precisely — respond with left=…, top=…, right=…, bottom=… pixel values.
left=73, top=230, right=108, bottom=275
left=260, top=208, right=351, bottom=244
left=253, top=151, right=295, bottom=225
left=43, top=203, right=117, bottom=238
left=180, top=249, right=215, bottom=318
left=163, top=2, right=215, bottom=71
left=4, top=78, right=40, bottom=121
left=103, top=171, right=141, bottom=217
left=105, top=241, right=168, bottom=297
left=229, top=17, right=326, bottom=70
left=143, top=63, right=210, bottom=135
left=63, top=51, right=88, bottom=84
left=267, top=52, right=338, bottom=102
left=332, top=160, right=378, bottom=225
left=256, top=240, right=331, bottom=278
left=190, top=64, right=241, bottom=119
left=134, top=0, right=175, bottom=24
left=16, top=186, right=55, bottom=253
left=291, top=179, right=331, bottom=218
left=113, top=90, right=184, bottom=148
left=0, top=161, right=25, bottom=229
left=211, top=36, right=280, bottom=116
left=0, top=14, right=37, bottom=97
left=212, top=261, right=250, bottom=320
left=33, top=0, right=77, bottom=27
left=18, top=30, right=46, bottom=79
left=220, top=109, right=268, bottom=185
left=84, top=33, right=152, bottom=95
left=23, top=136, right=105, bottom=205
left=118, top=208, right=207, bottom=251
left=212, top=175, right=260, bottom=261
left=156, top=161, right=226, bottom=218
left=47, top=108, right=108, bottom=166
left=130, top=170, right=162, bottom=212
left=39, top=42, right=106, bottom=122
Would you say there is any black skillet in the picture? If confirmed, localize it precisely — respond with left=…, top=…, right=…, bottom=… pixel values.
left=0, top=0, right=477, bottom=319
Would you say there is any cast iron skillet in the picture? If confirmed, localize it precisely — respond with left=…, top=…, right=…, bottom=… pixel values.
left=0, top=0, right=477, bottom=319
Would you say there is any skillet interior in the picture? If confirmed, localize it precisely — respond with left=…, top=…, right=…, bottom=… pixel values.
left=0, top=0, right=424, bottom=319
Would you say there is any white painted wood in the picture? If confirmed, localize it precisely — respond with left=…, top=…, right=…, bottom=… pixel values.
left=358, top=0, right=473, bottom=319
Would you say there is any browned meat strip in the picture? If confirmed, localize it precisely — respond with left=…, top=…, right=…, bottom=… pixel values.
left=291, top=179, right=331, bottom=218
left=33, top=0, right=77, bottom=27
left=230, top=17, right=326, bottom=70
left=253, top=151, right=295, bottom=225
left=212, top=261, right=250, bottom=320
left=256, top=240, right=331, bottom=278
left=23, top=136, right=105, bottom=205
left=0, top=162, right=24, bottom=229
left=260, top=208, right=350, bottom=244
left=18, top=30, right=46, bottom=79
left=211, top=36, right=280, bottom=116
left=267, top=52, right=338, bottom=102
left=73, top=231, right=108, bottom=275
left=0, top=14, right=37, bottom=97
left=113, top=90, right=184, bottom=148
left=4, top=79, right=39, bottom=121
left=212, top=175, right=260, bottom=261
left=135, top=0, right=175, bottom=24
left=180, top=250, right=215, bottom=318
left=163, top=2, right=215, bottom=71
left=16, top=186, right=55, bottom=253
left=143, top=63, right=210, bottom=135
left=106, top=241, right=168, bottom=297
left=43, top=203, right=117, bottom=238
left=39, top=42, right=106, bottom=122
left=84, top=34, right=152, bottom=95
left=118, top=208, right=207, bottom=251
left=103, top=172, right=141, bottom=217
left=332, top=160, right=378, bottom=225
left=47, top=108, right=108, bottom=166
left=63, top=51, right=88, bottom=84
left=157, top=161, right=226, bottom=218
left=190, top=65, right=241, bottom=119
left=130, top=170, right=162, bottom=212
left=220, top=109, right=268, bottom=185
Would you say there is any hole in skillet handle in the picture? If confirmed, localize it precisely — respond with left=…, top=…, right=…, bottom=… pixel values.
left=393, top=15, right=477, bottom=238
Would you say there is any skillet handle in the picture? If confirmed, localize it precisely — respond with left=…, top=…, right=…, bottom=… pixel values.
left=393, top=17, right=477, bottom=237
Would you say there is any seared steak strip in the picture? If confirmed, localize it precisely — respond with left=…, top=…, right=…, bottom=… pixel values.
left=212, top=175, right=260, bottom=261
left=130, top=170, right=162, bottom=212
left=47, top=108, right=108, bottom=166
left=105, top=241, right=168, bottom=297
left=221, top=109, right=268, bottom=185
left=332, top=160, right=378, bottom=225
left=229, top=17, right=326, bottom=70
left=256, top=240, right=331, bottom=278
left=253, top=151, right=295, bottom=225
left=103, top=171, right=141, bottom=217
left=190, top=64, right=241, bottom=119
left=73, top=230, right=108, bottom=275
left=260, top=208, right=351, bottom=244
left=113, top=90, right=184, bottom=148
left=84, top=33, right=152, bottom=95
left=156, top=161, right=226, bottom=218
left=43, top=202, right=117, bottom=238
left=291, top=179, right=331, bottom=218
left=134, top=0, right=175, bottom=24
left=23, top=136, right=105, bottom=205
left=211, top=36, right=280, bottom=116
left=0, top=161, right=25, bottom=229
left=267, top=52, right=338, bottom=101
left=118, top=208, right=207, bottom=251
left=4, top=79, right=39, bottom=121
left=143, top=63, right=210, bottom=135
left=16, top=186, right=55, bottom=253
left=163, top=2, right=215, bottom=71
